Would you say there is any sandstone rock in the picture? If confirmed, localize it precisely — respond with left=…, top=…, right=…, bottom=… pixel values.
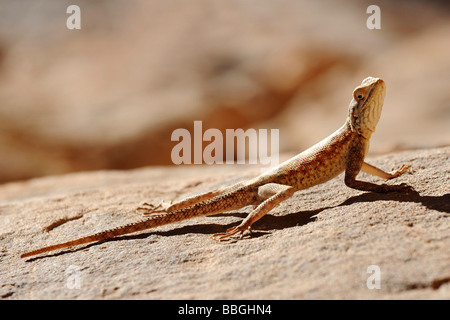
left=0, top=147, right=448, bottom=299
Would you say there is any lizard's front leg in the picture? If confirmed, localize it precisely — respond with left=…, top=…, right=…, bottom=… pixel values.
left=345, top=140, right=413, bottom=193
left=361, top=162, right=410, bottom=180
left=213, top=183, right=295, bottom=240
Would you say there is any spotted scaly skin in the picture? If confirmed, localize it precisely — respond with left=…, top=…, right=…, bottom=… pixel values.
left=21, top=77, right=412, bottom=258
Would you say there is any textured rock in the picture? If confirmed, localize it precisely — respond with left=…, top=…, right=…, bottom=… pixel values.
left=0, top=147, right=448, bottom=299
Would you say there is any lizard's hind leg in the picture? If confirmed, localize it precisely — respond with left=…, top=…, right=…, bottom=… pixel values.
left=137, top=182, right=246, bottom=215
left=213, top=183, right=295, bottom=240
left=136, top=200, right=172, bottom=215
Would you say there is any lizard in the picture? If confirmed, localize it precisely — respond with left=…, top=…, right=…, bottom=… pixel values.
left=21, top=76, right=412, bottom=258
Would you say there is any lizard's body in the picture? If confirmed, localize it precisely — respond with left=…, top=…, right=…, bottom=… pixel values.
left=21, top=77, right=412, bottom=258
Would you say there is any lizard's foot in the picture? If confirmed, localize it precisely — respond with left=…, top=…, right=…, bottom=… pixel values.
left=136, top=200, right=170, bottom=216
left=388, top=165, right=411, bottom=179
left=212, top=224, right=252, bottom=241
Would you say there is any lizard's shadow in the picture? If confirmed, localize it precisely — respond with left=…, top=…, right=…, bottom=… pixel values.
left=145, top=189, right=449, bottom=238
left=87, top=207, right=323, bottom=245
left=132, top=188, right=449, bottom=239
left=339, top=190, right=449, bottom=213
left=78, top=189, right=450, bottom=242
left=25, top=190, right=448, bottom=260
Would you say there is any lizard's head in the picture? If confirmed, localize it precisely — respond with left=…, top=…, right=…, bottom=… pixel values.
left=348, top=77, right=386, bottom=139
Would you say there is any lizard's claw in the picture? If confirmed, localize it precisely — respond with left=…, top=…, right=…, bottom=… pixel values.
left=388, top=164, right=411, bottom=179
left=136, top=201, right=169, bottom=216
left=212, top=224, right=252, bottom=241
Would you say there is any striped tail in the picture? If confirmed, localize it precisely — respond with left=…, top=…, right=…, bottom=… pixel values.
left=21, top=186, right=256, bottom=258
left=21, top=218, right=159, bottom=258
left=20, top=210, right=195, bottom=258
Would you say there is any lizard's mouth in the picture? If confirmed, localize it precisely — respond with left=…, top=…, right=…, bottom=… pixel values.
left=361, top=83, right=377, bottom=112
left=365, top=78, right=385, bottom=105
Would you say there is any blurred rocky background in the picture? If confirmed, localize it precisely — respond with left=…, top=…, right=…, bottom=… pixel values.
left=0, top=0, right=449, bottom=183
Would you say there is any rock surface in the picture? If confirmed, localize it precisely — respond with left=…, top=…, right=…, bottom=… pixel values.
left=0, top=147, right=449, bottom=299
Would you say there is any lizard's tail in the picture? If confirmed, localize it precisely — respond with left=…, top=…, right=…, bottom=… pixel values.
left=21, top=188, right=254, bottom=258
left=20, top=211, right=191, bottom=258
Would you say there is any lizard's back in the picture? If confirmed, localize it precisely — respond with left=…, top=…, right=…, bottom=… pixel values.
left=255, top=123, right=355, bottom=190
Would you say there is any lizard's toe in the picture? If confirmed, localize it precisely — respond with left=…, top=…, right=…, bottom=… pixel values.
left=135, top=201, right=167, bottom=215
left=212, top=225, right=251, bottom=241
left=389, top=164, right=412, bottom=179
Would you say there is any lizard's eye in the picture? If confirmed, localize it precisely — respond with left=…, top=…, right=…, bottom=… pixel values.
left=353, top=88, right=365, bottom=101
